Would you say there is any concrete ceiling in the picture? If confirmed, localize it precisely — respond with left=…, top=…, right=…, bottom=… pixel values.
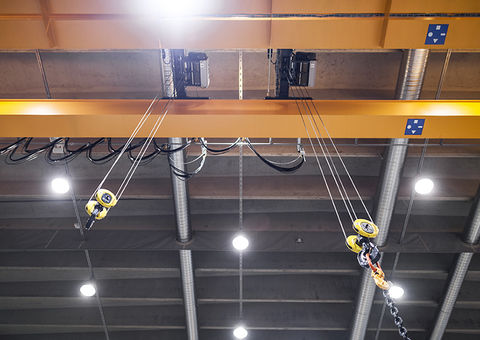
left=1, top=50, right=479, bottom=100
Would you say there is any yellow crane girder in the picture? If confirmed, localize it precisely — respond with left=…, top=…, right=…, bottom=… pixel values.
left=0, top=99, right=479, bottom=138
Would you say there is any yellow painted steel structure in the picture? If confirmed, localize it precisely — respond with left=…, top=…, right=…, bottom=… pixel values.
left=0, top=0, right=479, bottom=49
left=0, top=99, right=479, bottom=138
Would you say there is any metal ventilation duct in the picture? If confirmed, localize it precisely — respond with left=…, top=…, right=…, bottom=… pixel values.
left=429, top=190, right=480, bottom=340
left=349, top=49, right=429, bottom=340
left=169, top=136, right=199, bottom=340
left=162, top=49, right=199, bottom=340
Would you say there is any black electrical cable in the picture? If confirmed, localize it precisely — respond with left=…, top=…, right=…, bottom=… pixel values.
left=245, top=138, right=305, bottom=173
left=267, top=48, right=277, bottom=65
left=46, top=145, right=81, bottom=164
left=199, top=138, right=241, bottom=154
left=6, top=137, right=62, bottom=164
left=87, top=138, right=154, bottom=164
left=127, top=147, right=160, bottom=163
left=153, top=138, right=192, bottom=153
left=86, top=138, right=117, bottom=164
left=23, top=137, right=63, bottom=154
left=3, top=135, right=304, bottom=178
left=0, top=138, right=27, bottom=154
left=107, top=138, right=147, bottom=153
left=47, top=138, right=104, bottom=164
left=2, top=137, right=192, bottom=165
left=167, top=146, right=207, bottom=180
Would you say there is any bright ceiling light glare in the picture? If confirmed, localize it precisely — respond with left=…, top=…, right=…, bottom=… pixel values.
left=51, top=177, right=70, bottom=194
left=389, top=285, right=405, bottom=299
left=80, top=283, right=96, bottom=297
left=233, top=326, right=248, bottom=339
left=140, top=0, right=201, bottom=17
left=414, top=177, right=434, bottom=195
left=232, top=234, right=249, bottom=251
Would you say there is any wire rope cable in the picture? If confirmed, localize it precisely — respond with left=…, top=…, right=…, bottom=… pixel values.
left=292, top=82, right=373, bottom=221
left=88, top=95, right=162, bottom=202
left=116, top=99, right=172, bottom=200
left=289, top=83, right=358, bottom=222
left=290, top=93, right=348, bottom=239
left=238, top=143, right=244, bottom=319
left=288, top=81, right=356, bottom=226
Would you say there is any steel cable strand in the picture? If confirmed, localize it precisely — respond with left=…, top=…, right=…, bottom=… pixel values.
left=292, top=84, right=359, bottom=220
left=292, top=94, right=347, bottom=239
left=295, top=84, right=373, bottom=221
left=116, top=99, right=171, bottom=200
left=89, top=94, right=162, bottom=202
left=289, top=82, right=356, bottom=223
left=290, top=84, right=358, bottom=221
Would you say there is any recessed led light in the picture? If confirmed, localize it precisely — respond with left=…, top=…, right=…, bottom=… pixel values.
left=414, top=177, right=434, bottom=195
left=80, top=283, right=96, bottom=297
left=51, top=177, right=70, bottom=194
left=389, top=285, right=405, bottom=299
left=233, top=326, right=248, bottom=339
left=232, top=234, right=249, bottom=251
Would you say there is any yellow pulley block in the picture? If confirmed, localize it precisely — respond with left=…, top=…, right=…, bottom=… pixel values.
left=353, top=219, right=379, bottom=238
left=85, top=200, right=107, bottom=220
left=96, top=189, right=117, bottom=209
left=346, top=235, right=362, bottom=253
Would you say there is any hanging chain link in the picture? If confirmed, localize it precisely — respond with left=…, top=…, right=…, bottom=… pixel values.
left=383, top=290, right=411, bottom=340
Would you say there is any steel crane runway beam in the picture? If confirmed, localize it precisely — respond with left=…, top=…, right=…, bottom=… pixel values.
left=0, top=99, right=479, bottom=138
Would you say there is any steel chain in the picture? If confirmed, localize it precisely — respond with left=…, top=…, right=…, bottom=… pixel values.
left=383, top=290, right=412, bottom=340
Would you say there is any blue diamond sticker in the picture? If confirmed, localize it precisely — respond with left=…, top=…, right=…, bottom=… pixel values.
left=425, top=24, right=449, bottom=45
left=405, top=119, right=425, bottom=135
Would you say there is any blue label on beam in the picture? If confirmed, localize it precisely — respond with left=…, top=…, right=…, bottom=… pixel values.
left=425, top=24, right=449, bottom=45
left=405, top=119, right=425, bottom=135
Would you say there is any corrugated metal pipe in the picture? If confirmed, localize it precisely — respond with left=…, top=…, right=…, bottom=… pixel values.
left=162, top=49, right=199, bottom=340
left=169, top=137, right=199, bottom=340
left=429, top=189, right=480, bottom=340
left=349, top=49, right=429, bottom=340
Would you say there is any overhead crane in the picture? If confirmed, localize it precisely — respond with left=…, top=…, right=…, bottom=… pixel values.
left=1, top=2, right=480, bottom=340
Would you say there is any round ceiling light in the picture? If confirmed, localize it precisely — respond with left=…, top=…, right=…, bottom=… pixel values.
left=389, top=285, right=405, bottom=299
left=414, top=177, right=434, bottom=195
left=80, top=283, right=96, bottom=297
left=51, top=177, right=70, bottom=194
left=232, top=234, right=249, bottom=251
left=233, top=326, right=248, bottom=339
